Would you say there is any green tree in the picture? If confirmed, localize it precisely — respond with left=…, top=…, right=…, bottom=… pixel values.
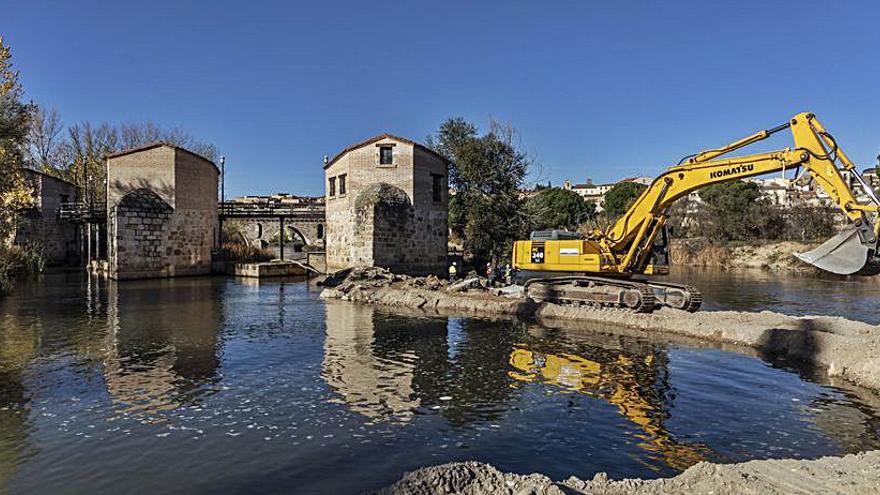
left=429, top=118, right=531, bottom=266
left=526, top=187, right=596, bottom=231
left=0, top=36, right=34, bottom=244
left=695, top=180, right=776, bottom=242
left=0, top=37, right=37, bottom=293
left=603, top=181, right=647, bottom=219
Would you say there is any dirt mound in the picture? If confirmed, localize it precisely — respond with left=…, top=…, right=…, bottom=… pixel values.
left=378, top=451, right=880, bottom=494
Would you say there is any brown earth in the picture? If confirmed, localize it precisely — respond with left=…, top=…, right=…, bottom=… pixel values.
left=376, top=451, right=880, bottom=495
left=670, top=239, right=819, bottom=271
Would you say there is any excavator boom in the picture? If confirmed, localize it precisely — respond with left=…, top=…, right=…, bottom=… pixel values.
left=512, top=112, right=880, bottom=311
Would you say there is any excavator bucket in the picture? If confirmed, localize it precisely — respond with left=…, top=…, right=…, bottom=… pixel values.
left=794, top=225, right=880, bottom=276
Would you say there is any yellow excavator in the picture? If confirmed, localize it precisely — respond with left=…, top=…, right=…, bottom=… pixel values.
left=512, top=112, right=880, bottom=312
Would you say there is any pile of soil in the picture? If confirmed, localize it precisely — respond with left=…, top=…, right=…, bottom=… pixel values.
left=377, top=451, right=880, bottom=494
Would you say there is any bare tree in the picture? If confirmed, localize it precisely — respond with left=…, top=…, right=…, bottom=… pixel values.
left=26, top=106, right=64, bottom=171
left=118, top=120, right=217, bottom=161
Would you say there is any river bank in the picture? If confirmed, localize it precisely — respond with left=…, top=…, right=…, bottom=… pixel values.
left=378, top=450, right=880, bottom=494
left=320, top=268, right=880, bottom=393
left=324, top=269, right=880, bottom=495
left=670, top=238, right=818, bottom=271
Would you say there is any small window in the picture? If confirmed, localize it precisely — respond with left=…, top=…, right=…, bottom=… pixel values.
left=379, top=146, right=393, bottom=165
left=317, top=224, right=324, bottom=239
left=329, top=177, right=336, bottom=197
left=432, top=174, right=443, bottom=202
left=339, top=174, right=347, bottom=195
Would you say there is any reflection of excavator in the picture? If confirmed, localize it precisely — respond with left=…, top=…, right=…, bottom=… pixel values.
left=508, top=346, right=708, bottom=471
left=513, top=113, right=880, bottom=312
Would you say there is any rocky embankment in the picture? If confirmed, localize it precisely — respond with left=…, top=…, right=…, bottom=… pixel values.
left=377, top=451, right=880, bottom=495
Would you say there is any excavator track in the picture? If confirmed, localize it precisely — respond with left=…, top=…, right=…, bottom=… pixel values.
left=644, top=281, right=703, bottom=313
left=524, top=276, right=657, bottom=313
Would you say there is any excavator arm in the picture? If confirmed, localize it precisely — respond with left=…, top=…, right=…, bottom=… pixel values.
left=511, top=112, right=878, bottom=313
left=604, top=112, right=880, bottom=276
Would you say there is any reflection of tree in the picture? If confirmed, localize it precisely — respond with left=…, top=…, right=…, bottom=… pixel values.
left=508, top=327, right=708, bottom=472
left=420, top=318, right=525, bottom=426
left=0, top=318, right=39, bottom=489
left=103, top=278, right=223, bottom=420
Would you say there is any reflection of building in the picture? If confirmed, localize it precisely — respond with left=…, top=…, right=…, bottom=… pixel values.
left=103, top=277, right=223, bottom=419
left=508, top=328, right=707, bottom=472
left=322, top=303, right=525, bottom=426
left=322, top=301, right=420, bottom=422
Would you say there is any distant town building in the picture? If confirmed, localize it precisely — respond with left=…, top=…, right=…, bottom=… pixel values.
left=229, top=193, right=325, bottom=207
left=106, top=143, right=218, bottom=280
left=562, top=176, right=653, bottom=212
left=324, top=134, right=449, bottom=275
left=15, top=169, right=78, bottom=265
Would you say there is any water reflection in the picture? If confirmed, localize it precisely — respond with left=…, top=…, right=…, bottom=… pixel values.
left=509, top=327, right=708, bottom=472
left=322, top=301, right=421, bottom=422
left=667, top=267, right=880, bottom=323
left=1, top=274, right=880, bottom=493
left=322, top=302, right=525, bottom=425
left=103, top=279, right=224, bottom=420
left=0, top=318, right=38, bottom=488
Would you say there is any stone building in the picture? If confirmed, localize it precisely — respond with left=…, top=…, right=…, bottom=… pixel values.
left=15, top=169, right=78, bottom=265
left=324, top=134, right=449, bottom=275
left=106, top=143, right=218, bottom=280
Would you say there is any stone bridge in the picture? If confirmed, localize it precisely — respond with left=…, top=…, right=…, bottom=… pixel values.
left=219, top=203, right=325, bottom=250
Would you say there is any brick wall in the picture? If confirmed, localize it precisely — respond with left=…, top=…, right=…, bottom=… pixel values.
left=107, top=145, right=218, bottom=279
left=325, top=137, right=448, bottom=275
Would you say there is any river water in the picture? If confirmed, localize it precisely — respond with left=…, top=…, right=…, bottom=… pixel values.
left=0, top=270, right=879, bottom=494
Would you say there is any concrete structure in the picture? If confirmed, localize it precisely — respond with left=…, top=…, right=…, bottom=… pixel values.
left=324, top=134, right=449, bottom=275
left=15, top=169, right=78, bottom=265
left=105, top=143, right=218, bottom=280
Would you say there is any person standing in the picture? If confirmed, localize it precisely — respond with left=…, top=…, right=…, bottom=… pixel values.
left=448, top=261, right=458, bottom=282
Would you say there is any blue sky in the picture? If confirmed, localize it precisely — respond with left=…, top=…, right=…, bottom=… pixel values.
left=5, top=0, right=879, bottom=197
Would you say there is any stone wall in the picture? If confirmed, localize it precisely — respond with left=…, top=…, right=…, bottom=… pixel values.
left=108, top=146, right=177, bottom=208
left=109, top=189, right=173, bottom=279
left=107, top=144, right=218, bottom=280
left=15, top=169, right=78, bottom=265
left=224, top=216, right=325, bottom=248
left=325, top=136, right=448, bottom=275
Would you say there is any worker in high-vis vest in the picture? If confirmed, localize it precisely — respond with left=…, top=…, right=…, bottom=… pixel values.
left=448, top=261, right=458, bottom=282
